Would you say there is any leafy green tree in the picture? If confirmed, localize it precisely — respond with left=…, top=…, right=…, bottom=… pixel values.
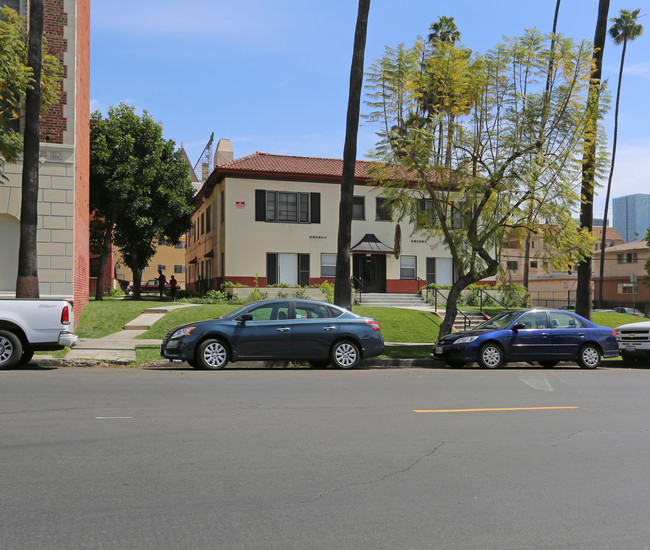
left=334, top=0, right=371, bottom=310
left=366, top=30, right=599, bottom=337
left=576, top=0, right=610, bottom=319
left=0, top=5, right=60, bottom=176
left=597, top=8, right=643, bottom=307
left=90, top=104, right=195, bottom=300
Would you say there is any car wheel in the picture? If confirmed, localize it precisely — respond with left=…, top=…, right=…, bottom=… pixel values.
left=446, top=360, right=466, bottom=368
left=577, top=344, right=601, bottom=369
left=196, top=339, right=229, bottom=370
left=309, top=361, right=330, bottom=369
left=330, top=340, right=360, bottom=369
left=0, top=330, right=23, bottom=370
left=539, top=361, right=558, bottom=369
left=478, top=343, right=504, bottom=369
left=17, top=348, right=34, bottom=367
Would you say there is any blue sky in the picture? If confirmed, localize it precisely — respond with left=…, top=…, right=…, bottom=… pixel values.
left=90, top=0, right=649, bottom=219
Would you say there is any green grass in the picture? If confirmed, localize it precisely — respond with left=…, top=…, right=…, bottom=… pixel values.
left=138, top=304, right=442, bottom=343
left=135, top=345, right=164, bottom=364
left=76, top=297, right=174, bottom=338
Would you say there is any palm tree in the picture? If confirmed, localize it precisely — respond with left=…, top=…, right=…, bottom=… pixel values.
left=597, top=8, right=643, bottom=307
left=428, top=15, right=460, bottom=44
left=334, top=0, right=371, bottom=310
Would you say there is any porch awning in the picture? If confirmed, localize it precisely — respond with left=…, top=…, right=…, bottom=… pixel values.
left=350, top=233, right=394, bottom=255
left=188, top=257, right=198, bottom=264
left=204, top=250, right=214, bottom=258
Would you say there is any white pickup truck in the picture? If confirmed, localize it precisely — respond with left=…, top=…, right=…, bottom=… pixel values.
left=615, top=320, right=650, bottom=364
left=0, top=299, right=78, bottom=369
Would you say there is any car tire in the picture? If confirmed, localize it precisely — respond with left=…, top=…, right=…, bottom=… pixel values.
left=330, top=340, right=360, bottom=369
left=577, top=344, right=601, bottom=369
left=187, top=359, right=202, bottom=369
left=196, top=339, right=229, bottom=370
left=539, top=361, right=558, bottom=368
left=17, top=348, right=34, bottom=367
left=478, top=343, right=504, bottom=369
left=309, top=361, right=330, bottom=369
left=446, top=360, right=466, bottom=368
left=0, top=330, right=23, bottom=370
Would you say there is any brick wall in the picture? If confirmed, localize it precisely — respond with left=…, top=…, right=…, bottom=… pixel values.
left=41, top=0, right=68, bottom=144
left=72, top=0, right=90, bottom=322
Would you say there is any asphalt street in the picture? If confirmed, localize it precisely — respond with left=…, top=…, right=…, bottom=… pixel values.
left=2, top=366, right=650, bottom=550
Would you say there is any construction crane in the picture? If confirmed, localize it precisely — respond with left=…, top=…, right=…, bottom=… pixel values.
left=193, top=132, right=214, bottom=182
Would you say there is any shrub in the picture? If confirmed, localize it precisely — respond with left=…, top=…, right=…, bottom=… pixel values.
left=498, top=284, right=532, bottom=308
left=293, top=287, right=309, bottom=299
left=248, top=288, right=269, bottom=302
left=318, top=281, right=334, bottom=303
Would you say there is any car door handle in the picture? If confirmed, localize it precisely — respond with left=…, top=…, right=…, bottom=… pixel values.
left=323, top=326, right=337, bottom=331
left=277, top=327, right=291, bottom=332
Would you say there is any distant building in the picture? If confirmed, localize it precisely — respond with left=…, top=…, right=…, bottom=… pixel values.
left=613, top=194, right=650, bottom=243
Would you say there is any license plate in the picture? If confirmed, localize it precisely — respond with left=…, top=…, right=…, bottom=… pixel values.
left=435, top=345, right=443, bottom=354
left=626, top=346, right=636, bottom=352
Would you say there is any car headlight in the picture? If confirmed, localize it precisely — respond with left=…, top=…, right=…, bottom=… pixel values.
left=455, top=335, right=479, bottom=344
left=171, top=326, right=195, bottom=339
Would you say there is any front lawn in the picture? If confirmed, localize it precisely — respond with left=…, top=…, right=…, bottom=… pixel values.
left=138, top=304, right=442, bottom=343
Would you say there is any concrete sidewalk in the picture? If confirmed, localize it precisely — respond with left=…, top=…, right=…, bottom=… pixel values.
left=63, top=304, right=199, bottom=363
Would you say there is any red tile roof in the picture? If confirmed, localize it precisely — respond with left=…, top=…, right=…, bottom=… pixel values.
left=212, top=152, right=380, bottom=182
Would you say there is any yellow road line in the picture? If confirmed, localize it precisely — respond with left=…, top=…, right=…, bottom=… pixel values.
left=413, top=406, right=579, bottom=413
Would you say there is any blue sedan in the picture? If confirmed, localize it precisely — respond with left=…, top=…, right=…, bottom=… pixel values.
left=434, top=309, right=618, bottom=369
left=161, top=298, right=384, bottom=370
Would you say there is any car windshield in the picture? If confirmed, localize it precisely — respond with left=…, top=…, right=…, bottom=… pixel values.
left=475, top=310, right=523, bottom=330
left=218, top=303, right=253, bottom=320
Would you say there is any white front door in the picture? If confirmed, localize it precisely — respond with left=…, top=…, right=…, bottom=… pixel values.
left=278, top=254, right=298, bottom=286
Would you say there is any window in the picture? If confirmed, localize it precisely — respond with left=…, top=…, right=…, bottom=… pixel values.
left=174, top=265, right=185, bottom=274
left=530, top=261, right=538, bottom=268
left=400, top=256, right=416, bottom=279
left=549, top=312, right=585, bottom=329
left=418, top=199, right=437, bottom=227
left=507, top=261, right=518, bottom=271
left=267, top=253, right=310, bottom=286
left=247, top=302, right=291, bottom=321
left=157, top=264, right=166, bottom=272
left=200, top=212, right=205, bottom=235
left=89, top=258, right=100, bottom=278
left=617, top=283, right=638, bottom=294
left=426, top=258, right=436, bottom=284
left=519, top=312, right=549, bottom=329
left=352, top=196, right=365, bottom=220
left=295, top=302, right=334, bottom=319
left=206, top=205, right=212, bottom=233
left=220, top=191, right=225, bottom=223
left=256, top=190, right=320, bottom=224
left=617, top=253, right=638, bottom=264
left=376, top=198, right=391, bottom=221
left=321, top=253, right=337, bottom=278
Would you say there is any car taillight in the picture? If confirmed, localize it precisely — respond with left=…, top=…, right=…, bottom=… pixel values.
left=61, top=305, right=70, bottom=325
left=612, top=328, right=616, bottom=338
left=366, top=320, right=381, bottom=332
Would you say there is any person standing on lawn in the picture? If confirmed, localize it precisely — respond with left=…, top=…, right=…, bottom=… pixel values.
left=156, top=269, right=167, bottom=299
left=169, top=275, right=178, bottom=301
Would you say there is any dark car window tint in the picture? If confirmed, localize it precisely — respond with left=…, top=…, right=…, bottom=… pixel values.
left=295, top=303, right=332, bottom=320
left=249, top=302, right=291, bottom=321
left=477, top=311, right=521, bottom=329
left=549, top=312, right=584, bottom=329
left=519, top=312, right=549, bottom=329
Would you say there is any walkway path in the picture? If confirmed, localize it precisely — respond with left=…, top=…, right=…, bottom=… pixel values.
left=65, top=304, right=199, bottom=363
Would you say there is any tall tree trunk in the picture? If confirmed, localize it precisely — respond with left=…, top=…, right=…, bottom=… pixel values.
left=94, top=223, right=114, bottom=301
left=334, top=0, right=371, bottom=310
left=598, top=38, right=627, bottom=307
left=576, top=0, right=609, bottom=320
left=16, top=0, right=44, bottom=298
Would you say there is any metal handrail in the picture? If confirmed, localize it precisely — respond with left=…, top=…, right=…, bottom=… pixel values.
left=415, top=277, right=429, bottom=302
left=477, top=287, right=508, bottom=311
left=455, top=309, right=472, bottom=331
left=351, top=276, right=364, bottom=305
left=431, top=287, right=447, bottom=311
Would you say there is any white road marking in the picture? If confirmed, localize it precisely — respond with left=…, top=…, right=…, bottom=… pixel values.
left=519, top=376, right=554, bottom=392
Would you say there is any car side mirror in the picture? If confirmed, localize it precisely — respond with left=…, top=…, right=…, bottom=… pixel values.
left=512, top=322, right=525, bottom=332
left=240, top=313, right=253, bottom=323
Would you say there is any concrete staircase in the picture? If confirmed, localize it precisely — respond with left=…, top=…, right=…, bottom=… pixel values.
left=450, top=310, right=487, bottom=332
left=358, top=293, right=429, bottom=308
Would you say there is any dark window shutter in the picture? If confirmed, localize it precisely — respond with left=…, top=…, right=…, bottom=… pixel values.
left=298, top=254, right=310, bottom=287
left=266, top=253, right=278, bottom=285
left=255, top=190, right=266, bottom=221
left=310, top=193, right=320, bottom=224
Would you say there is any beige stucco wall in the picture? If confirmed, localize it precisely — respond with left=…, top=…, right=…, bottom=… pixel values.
left=219, top=176, right=452, bottom=284
left=0, top=144, right=77, bottom=298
